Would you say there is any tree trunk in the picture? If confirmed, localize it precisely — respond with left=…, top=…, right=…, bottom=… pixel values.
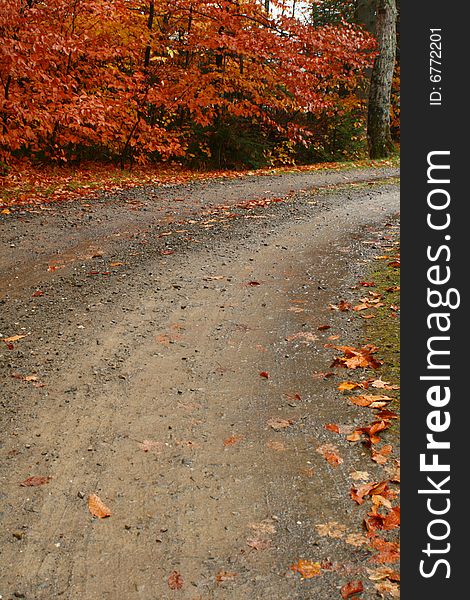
left=367, top=0, right=397, bottom=158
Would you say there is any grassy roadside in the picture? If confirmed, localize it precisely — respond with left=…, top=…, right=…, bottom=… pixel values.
left=0, top=156, right=399, bottom=209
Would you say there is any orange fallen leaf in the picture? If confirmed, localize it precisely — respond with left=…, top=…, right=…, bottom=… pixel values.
left=290, top=559, right=321, bottom=579
left=32, top=290, right=44, bottom=297
left=20, top=476, right=51, bottom=487
left=341, top=580, right=364, bottom=599
left=3, top=334, right=28, bottom=343
left=370, top=538, right=400, bottom=564
left=375, top=581, right=400, bottom=598
left=324, top=423, right=340, bottom=434
left=338, top=381, right=363, bottom=391
left=332, top=345, right=383, bottom=370
left=316, top=443, right=343, bottom=466
left=168, top=570, right=184, bottom=590
left=318, top=324, right=331, bottom=331
left=315, top=521, right=347, bottom=539
left=87, top=493, right=111, bottom=518
left=223, top=434, right=244, bottom=447
left=372, top=445, right=393, bottom=465
left=259, top=371, right=269, bottom=379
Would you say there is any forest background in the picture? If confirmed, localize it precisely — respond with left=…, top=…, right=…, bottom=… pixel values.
left=0, top=0, right=399, bottom=182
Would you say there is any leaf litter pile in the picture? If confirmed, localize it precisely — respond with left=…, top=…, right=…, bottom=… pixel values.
left=291, top=226, right=400, bottom=597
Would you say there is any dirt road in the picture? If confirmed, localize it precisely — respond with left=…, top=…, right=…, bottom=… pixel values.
left=0, top=168, right=399, bottom=599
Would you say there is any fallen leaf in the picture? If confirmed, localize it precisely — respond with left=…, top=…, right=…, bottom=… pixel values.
left=366, top=507, right=400, bottom=532
left=372, top=445, right=393, bottom=465
left=348, top=394, right=393, bottom=408
left=215, top=571, right=237, bottom=584
left=110, top=261, right=124, bottom=267
left=3, top=334, right=28, bottom=343
left=341, top=580, right=364, bottom=599
left=290, top=559, right=321, bottom=579
left=370, top=538, right=400, bottom=564
left=332, top=345, right=383, bottom=370
left=324, top=423, right=340, bottom=434
left=20, top=476, right=51, bottom=487
left=168, top=570, right=184, bottom=590
left=160, top=249, right=175, bottom=256
left=259, top=371, right=269, bottom=379
left=374, top=581, right=400, bottom=598
left=87, top=494, right=111, bottom=518
left=338, top=381, right=363, bottom=392
left=349, top=470, right=371, bottom=481
left=267, top=418, right=293, bottom=430
left=359, top=281, right=375, bottom=287
left=316, top=443, right=343, bottom=466
left=223, top=434, right=244, bottom=447
left=315, top=522, right=347, bottom=539
left=367, top=567, right=400, bottom=582
left=32, top=290, right=44, bottom=297
left=329, top=300, right=351, bottom=312
left=285, top=392, right=302, bottom=402
left=247, top=281, right=261, bottom=286
left=318, top=324, right=331, bottom=331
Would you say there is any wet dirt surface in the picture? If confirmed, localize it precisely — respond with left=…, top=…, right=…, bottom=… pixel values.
left=0, top=169, right=399, bottom=599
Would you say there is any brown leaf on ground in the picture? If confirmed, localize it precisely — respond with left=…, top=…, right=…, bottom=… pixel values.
left=372, top=445, right=393, bottom=465
left=349, top=394, right=393, bottom=407
left=259, top=371, right=269, bottom=379
left=341, top=580, right=364, bottom=599
left=316, top=443, right=343, bottom=466
left=367, top=567, right=400, bottom=582
left=375, top=581, right=400, bottom=598
left=20, top=476, right=51, bottom=487
left=168, top=570, right=184, bottom=590
left=324, top=423, right=340, bottom=434
left=329, top=300, right=351, bottom=312
left=87, top=494, right=111, bottom=518
left=246, top=281, right=261, bottom=286
left=350, top=481, right=389, bottom=505
left=223, top=434, right=244, bottom=447
left=370, top=379, right=399, bottom=390
left=349, top=470, right=371, bottom=481
left=215, top=571, right=237, bottom=584
left=32, top=290, right=45, bottom=297
left=318, top=324, right=331, bottom=331
left=285, top=392, right=302, bottom=402
left=338, top=381, right=363, bottom=391
left=3, top=334, right=28, bottom=343
left=359, top=281, right=375, bottom=287
left=315, top=522, right=347, bottom=539
left=332, top=345, right=383, bottom=370
left=366, top=507, right=400, bottom=532
left=290, top=560, right=322, bottom=578
left=267, top=418, right=293, bottom=430
left=370, top=538, right=400, bottom=564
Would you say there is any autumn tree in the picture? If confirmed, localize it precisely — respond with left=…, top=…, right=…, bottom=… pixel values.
left=0, top=0, right=376, bottom=168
